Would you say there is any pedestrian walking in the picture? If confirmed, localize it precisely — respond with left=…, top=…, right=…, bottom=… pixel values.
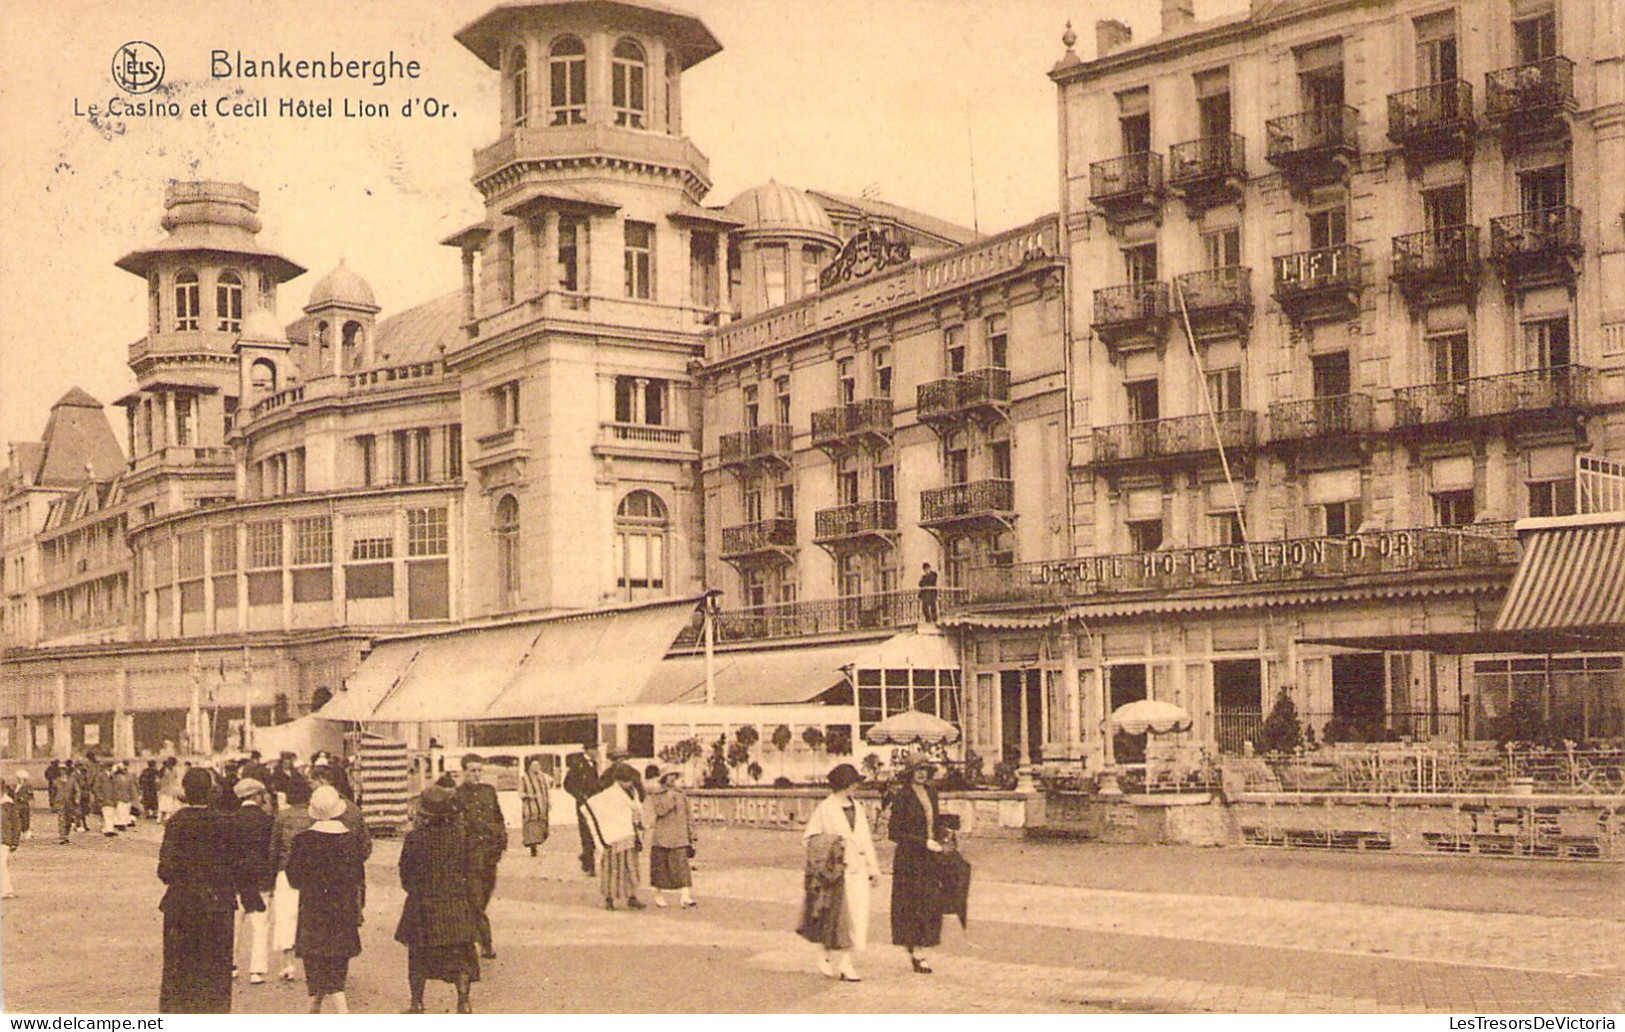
left=800, top=763, right=879, bottom=982
left=113, top=763, right=136, bottom=828
left=600, top=746, right=645, bottom=800
left=270, top=778, right=315, bottom=981
left=50, top=762, right=80, bottom=844
left=158, top=758, right=182, bottom=822
left=455, top=754, right=506, bottom=959
left=139, top=761, right=160, bottom=821
left=520, top=757, right=551, bottom=857
left=586, top=765, right=646, bottom=911
left=646, top=766, right=696, bottom=908
left=13, top=770, right=33, bottom=840
left=74, top=763, right=93, bottom=831
left=311, top=762, right=371, bottom=860
left=229, top=778, right=276, bottom=985
left=563, top=752, right=599, bottom=876
left=285, top=785, right=365, bottom=1014
left=2, top=777, right=21, bottom=899
left=157, top=767, right=237, bottom=1013
left=396, top=785, right=480, bottom=1014
left=885, top=750, right=946, bottom=974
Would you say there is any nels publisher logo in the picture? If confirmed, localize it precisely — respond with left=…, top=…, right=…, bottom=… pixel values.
left=112, top=41, right=164, bottom=94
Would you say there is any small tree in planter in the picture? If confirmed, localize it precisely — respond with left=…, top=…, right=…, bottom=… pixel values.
left=704, top=734, right=731, bottom=788
left=825, top=726, right=852, bottom=756
left=747, top=760, right=764, bottom=783
left=801, top=726, right=825, bottom=753
left=726, top=724, right=758, bottom=782
left=770, top=724, right=793, bottom=781
left=1255, top=687, right=1304, bottom=755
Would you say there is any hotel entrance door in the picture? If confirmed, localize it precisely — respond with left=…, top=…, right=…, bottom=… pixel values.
left=999, top=669, right=1043, bottom=764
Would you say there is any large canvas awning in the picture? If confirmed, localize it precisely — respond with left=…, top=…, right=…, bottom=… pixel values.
left=319, top=597, right=702, bottom=724
left=640, top=643, right=859, bottom=706
left=1495, top=517, right=1625, bottom=634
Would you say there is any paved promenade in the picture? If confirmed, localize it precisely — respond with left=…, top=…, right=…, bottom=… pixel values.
left=2, top=821, right=1620, bottom=1013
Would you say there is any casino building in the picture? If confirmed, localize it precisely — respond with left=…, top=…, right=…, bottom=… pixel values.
left=2, top=0, right=1621, bottom=775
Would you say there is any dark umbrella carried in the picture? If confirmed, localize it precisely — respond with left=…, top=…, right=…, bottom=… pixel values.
left=932, top=812, right=972, bottom=937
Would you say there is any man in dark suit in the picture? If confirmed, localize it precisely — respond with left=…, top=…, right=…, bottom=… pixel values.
left=562, top=752, right=599, bottom=876
left=455, top=755, right=506, bottom=960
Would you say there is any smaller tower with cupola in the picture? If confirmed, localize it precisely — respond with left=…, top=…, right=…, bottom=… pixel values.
left=302, top=260, right=381, bottom=378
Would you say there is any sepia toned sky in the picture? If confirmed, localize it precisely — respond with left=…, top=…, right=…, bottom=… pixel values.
left=0, top=0, right=1241, bottom=451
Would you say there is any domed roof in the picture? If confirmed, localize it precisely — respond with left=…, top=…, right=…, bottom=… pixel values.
left=239, top=307, right=285, bottom=342
left=723, top=181, right=838, bottom=241
left=305, top=259, right=378, bottom=312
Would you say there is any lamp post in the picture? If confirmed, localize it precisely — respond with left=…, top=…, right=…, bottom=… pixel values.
left=702, top=589, right=723, bottom=707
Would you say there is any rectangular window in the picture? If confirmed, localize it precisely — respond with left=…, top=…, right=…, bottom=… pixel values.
left=211, top=528, right=237, bottom=572
left=446, top=424, right=462, bottom=477
left=802, top=247, right=822, bottom=296
left=1128, top=519, right=1164, bottom=553
left=177, top=531, right=205, bottom=580
left=246, top=521, right=281, bottom=570
left=876, top=464, right=895, bottom=502
left=493, top=381, right=521, bottom=430
left=1124, top=243, right=1159, bottom=283
left=1203, top=228, right=1241, bottom=269
left=1424, top=185, right=1467, bottom=234
left=945, top=443, right=968, bottom=485
left=1519, top=166, right=1567, bottom=213
left=1206, top=367, right=1242, bottom=411
left=991, top=439, right=1012, bottom=480
left=173, top=396, right=193, bottom=446
left=1117, top=87, right=1151, bottom=152
left=1211, top=510, right=1245, bottom=545
left=413, top=428, right=432, bottom=483
left=838, top=358, right=856, bottom=405
left=1195, top=67, right=1232, bottom=138
left=775, top=483, right=796, bottom=521
left=743, top=485, right=763, bottom=524
left=1514, top=12, right=1557, bottom=64
left=1415, top=12, right=1458, bottom=84
left=1433, top=489, right=1475, bottom=527
left=1126, top=379, right=1160, bottom=422
left=689, top=232, right=719, bottom=310
left=838, top=467, right=859, bottom=506
left=1308, top=206, right=1348, bottom=249
left=1320, top=499, right=1362, bottom=536
left=292, top=516, right=332, bottom=567
left=557, top=217, right=585, bottom=293
left=174, top=276, right=199, bottom=331
left=1311, top=350, right=1352, bottom=398
left=873, top=349, right=892, bottom=398
left=408, top=508, right=449, bottom=556
left=1431, top=333, right=1470, bottom=382
left=945, top=325, right=966, bottom=374
left=1527, top=479, right=1576, bottom=518
left=743, top=385, right=759, bottom=428
left=394, top=430, right=412, bottom=485
left=985, top=313, right=1009, bottom=369
left=762, top=246, right=787, bottom=309
left=348, top=512, right=395, bottom=561
left=357, top=435, right=377, bottom=487
left=774, top=376, right=791, bottom=426
left=550, top=47, right=587, bottom=125
left=624, top=221, right=653, bottom=299
left=1297, top=39, right=1346, bottom=110
left=1525, top=317, right=1571, bottom=368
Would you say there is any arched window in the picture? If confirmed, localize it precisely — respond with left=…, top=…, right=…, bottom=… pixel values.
left=614, top=490, right=668, bottom=599
left=611, top=38, right=647, bottom=128
left=509, top=46, right=529, bottom=127
left=342, top=321, right=363, bottom=372
left=250, top=358, right=277, bottom=395
left=664, top=52, right=680, bottom=131
left=174, top=269, right=200, bottom=330
left=496, top=494, right=521, bottom=608
left=216, top=270, right=243, bottom=332
left=549, top=36, right=586, bottom=125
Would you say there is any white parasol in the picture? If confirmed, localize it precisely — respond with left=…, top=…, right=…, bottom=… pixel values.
left=1110, top=699, right=1194, bottom=735
left=864, top=709, right=963, bottom=745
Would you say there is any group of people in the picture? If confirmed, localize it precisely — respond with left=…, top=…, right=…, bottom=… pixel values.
left=799, top=749, right=967, bottom=983
left=561, top=748, right=698, bottom=913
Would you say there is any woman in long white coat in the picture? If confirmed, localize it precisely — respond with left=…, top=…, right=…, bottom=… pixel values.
left=801, top=763, right=880, bottom=981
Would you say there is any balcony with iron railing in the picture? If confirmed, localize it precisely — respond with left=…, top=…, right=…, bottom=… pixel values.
left=1391, top=225, right=1480, bottom=303
left=1387, top=80, right=1474, bottom=160
left=1172, top=267, right=1252, bottom=337
left=1485, top=56, right=1575, bottom=133
left=1393, top=366, right=1596, bottom=432
left=720, top=517, right=797, bottom=562
left=963, top=523, right=1517, bottom=608
left=718, top=423, right=794, bottom=470
left=1488, top=207, right=1582, bottom=286
left=920, top=479, right=1014, bottom=528
left=811, top=398, right=893, bottom=451
left=813, top=500, right=899, bottom=545
left=1272, top=244, right=1362, bottom=323
left=1088, top=152, right=1164, bottom=221
left=671, top=587, right=969, bottom=647
left=916, top=368, right=1010, bottom=427
left=1091, top=410, right=1257, bottom=469
left=1268, top=394, right=1376, bottom=444
left=1092, top=282, right=1170, bottom=348
left=1167, top=134, right=1246, bottom=210
left=1265, top=105, right=1359, bottom=187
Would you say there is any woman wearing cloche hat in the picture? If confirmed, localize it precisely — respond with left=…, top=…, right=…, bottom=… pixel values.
left=395, top=785, right=481, bottom=1013
left=798, top=763, right=880, bottom=981
left=885, top=749, right=946, bottom=974
left=284, top=785, right=366, bottom=1013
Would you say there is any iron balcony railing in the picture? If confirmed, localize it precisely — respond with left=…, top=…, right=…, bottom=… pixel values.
left=814, top=500, right=898, bottom=541
left=718, top=423, right=793, bottom=467
left=920, top=479, right=1014, bottom=524
left=1089, top=152, right=1164, bottom=203
left=720, top=517, right=796, bottom=557
left=1169, top=133, right=1246, bottom=186
left=916, top=368, right=1010, bottom=422
left=811, top=398, right=893, bottom=447
left=1268, top=394, right=1375, bottom=441
left=1392, top=225, right=1480, bottom=283
left=1173, top=266, right=1252, bottom=314
left=1273, top=244, right=1361, bottom=300
left=1093, top=282, right=1171, bottom=328
left=964, top=524, right=1517, bottom=606
left=1393, top=366, right=1595, bottom=427
left=1265, top=105, right=1359, bottom=163
left=1388, top=80, right=1474, bottom=141
left=1485, top=56, right=1575, bottom=122
left=1489, top=206, right=1582, bottom=263
left=1093, top=410, right=1257, bottom=465
left=671, top=587, right=969, bottom=647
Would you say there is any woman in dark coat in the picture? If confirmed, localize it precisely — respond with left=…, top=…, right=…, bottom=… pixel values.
left=886, top=750, right=945, bottom=973
left=157, top=767, right=237, bottom=1013
left=285, top=785, right=366, bottom=1013
left=396, top=785, right=480, bottom=1014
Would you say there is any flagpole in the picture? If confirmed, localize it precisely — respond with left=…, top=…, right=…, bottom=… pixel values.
left=189, top=651, right=203, bottom=756
left=242, top=644, right=253, bottom=751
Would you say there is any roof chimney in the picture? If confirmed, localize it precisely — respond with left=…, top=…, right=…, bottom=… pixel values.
left=1161, top=0, right=1195, bottom=33
left=1096, top=19, right=1132, bottom=57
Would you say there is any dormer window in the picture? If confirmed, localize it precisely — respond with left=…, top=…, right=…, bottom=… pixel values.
left=216, top=270, right=243, bottom=332
left=612, top=38, right=647, bottom=128
left=549, top=36, right=586, bottom=126
left=510, top=46, right=529, bottom=127
left=174, top=269, right=200, bottom=331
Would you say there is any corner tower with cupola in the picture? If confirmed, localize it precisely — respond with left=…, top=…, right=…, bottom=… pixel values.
left=447, top=1, right=724, bottom=616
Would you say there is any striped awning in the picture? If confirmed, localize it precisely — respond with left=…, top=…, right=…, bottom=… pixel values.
left=1495, top=520, right=1625, bottom=632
